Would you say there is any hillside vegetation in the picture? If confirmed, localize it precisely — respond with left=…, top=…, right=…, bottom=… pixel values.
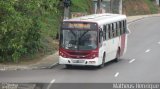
left=71, top=0, right=92, bottom=13
left=0, top=0, right=92, bottom=62
left=123, top=0, right=159, bottom=16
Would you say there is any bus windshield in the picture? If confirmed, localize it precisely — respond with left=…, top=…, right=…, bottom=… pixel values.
left=60, top=29, right=97, bottom=51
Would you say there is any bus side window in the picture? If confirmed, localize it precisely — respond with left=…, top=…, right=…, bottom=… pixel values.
left=123, top=20, right=127, bottom=33
left=106, top=24, right=109, bottom=40
left=112, top=23, right=115, bottom=38
left=108, top=24, right=112, bottom=39
left=120, top=21, right=123, bottom=35
left=119, top=21, right=121, bottom=35
left=116, top=22, right=120, bottom=36
left=113, top=23, right=117, bottom=37
left=108, top=24, right=110, bottom=39
left=103, top=25, right=107, bottom=40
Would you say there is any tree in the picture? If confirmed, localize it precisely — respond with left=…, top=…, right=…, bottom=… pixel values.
left=0, top=0, right=61, bottom=62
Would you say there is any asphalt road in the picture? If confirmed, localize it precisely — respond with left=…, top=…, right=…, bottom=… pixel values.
left=0, top=16, right=160, bottom=89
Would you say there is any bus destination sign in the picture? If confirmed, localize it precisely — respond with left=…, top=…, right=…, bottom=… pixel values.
left=62, top=22, right=97, bottom=30
left=69, top=23, right=90, bottom=29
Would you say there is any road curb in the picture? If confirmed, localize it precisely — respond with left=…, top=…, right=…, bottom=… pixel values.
left=48, top=62, right=59, bottom=69
left=127, top=14, right=160, bottom=24
left=0, top=61, right=59, bottom=71
left=127, top=17, right=145, bottom=24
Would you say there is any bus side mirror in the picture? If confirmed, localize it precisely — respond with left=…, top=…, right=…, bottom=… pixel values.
left=126, top=24, right=131, bottom=35
left=126, top=28, right=131, bottom=34
left=99, top=29, right=103, bottom=46
left=100, top=30, right=103, bottom=37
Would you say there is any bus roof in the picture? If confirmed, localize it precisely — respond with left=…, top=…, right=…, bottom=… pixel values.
left=63, top=13, right=126, bottom=25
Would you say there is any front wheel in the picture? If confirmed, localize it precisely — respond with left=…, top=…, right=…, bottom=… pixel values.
left=99, top=54, right=106, bottom=68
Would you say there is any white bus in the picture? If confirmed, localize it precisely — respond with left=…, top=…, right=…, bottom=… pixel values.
left=59, top=13, right=129, bottom=68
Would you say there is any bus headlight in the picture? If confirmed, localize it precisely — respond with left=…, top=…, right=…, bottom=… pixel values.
left=88, top=52, right=98, bottom=59
left=59, top=51, right=67, bottom=58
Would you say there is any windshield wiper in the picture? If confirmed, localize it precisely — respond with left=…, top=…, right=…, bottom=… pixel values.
left=77, top=31, right=89, bottom=50
left=70, top=30, right=76, bottom=38
left=79, top=31, right=89, bottom=40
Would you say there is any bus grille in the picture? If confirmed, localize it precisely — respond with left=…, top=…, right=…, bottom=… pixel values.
left=68, top=52, right=88, bottom=56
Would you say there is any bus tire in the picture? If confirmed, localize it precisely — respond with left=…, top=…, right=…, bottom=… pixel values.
left=65, top=64, right=72, bottom=69
left=99, top=54, right=106, bottom=68
left=114, top=48, right=120, bottom=62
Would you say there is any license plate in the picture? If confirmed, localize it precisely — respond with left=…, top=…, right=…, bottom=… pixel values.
left=72, top=59, right=84, bottom=63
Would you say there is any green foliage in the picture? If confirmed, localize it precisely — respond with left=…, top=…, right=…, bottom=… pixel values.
left=144, top=0, right=158, bottom=14
left=71, top=0, right=92, bottom=13
left=0, top=0, right=61, bottom=62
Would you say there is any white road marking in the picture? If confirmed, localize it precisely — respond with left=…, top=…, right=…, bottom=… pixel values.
left=129, top=59, right=135, bottom=63
left=50, top=79, right=55, bottom=83
left=145, top=49, right=150, bottom=53
left=114, top=72, right=119, bottom=77
left=47, top=79, right=55, bottom=89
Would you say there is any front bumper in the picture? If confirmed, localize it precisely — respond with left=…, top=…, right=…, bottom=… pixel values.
left=59, top=56, right=101, bottom=66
